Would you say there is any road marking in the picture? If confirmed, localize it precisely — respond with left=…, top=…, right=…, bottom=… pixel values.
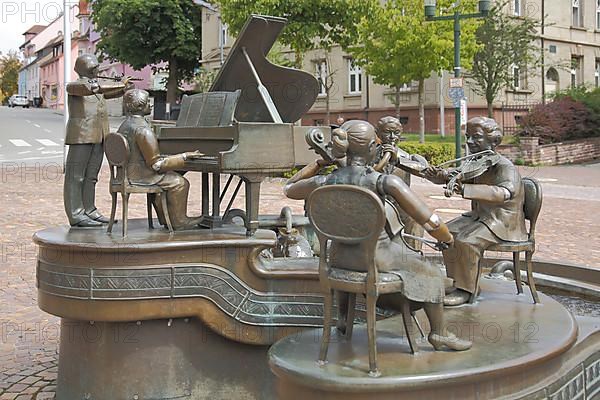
left=41, top=150, right=63, bottom=155
left=9, top=139, right=31, bottom=147
left=36, top=139, right=60, bottom=147
left=34, top=124, right=41, bottom=128
left=26, top=120, right=32, bottom=123
left=18, top=151, right=32, bottom=155
left=44, top=129, right=52, bottom=133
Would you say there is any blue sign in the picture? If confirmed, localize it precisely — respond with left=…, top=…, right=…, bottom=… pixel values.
left=448, top=87, right=465, bottom=107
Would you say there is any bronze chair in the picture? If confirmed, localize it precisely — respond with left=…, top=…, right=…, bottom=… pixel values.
left=473, top=177, right=542, bottom=304
left=307, top=185, right=420, bottom=378
left=104, top=133, right=173, bottom=237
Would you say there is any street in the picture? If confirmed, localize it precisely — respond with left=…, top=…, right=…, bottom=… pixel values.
left=0, top=106, right=64, bottom=164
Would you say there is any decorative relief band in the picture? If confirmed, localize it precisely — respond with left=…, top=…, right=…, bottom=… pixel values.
left=37, top=261, right=327, bottom=327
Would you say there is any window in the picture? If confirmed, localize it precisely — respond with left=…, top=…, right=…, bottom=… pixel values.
left=597, top=0, right=600, bottom=29
left=595, top=59, right=600, bottom=87
left=571, top=56, right=582, bottom=87
left=512, top=65, right=521, bottom=89
left=572, top=0, right=582, bottom=27
left=514, top=0, right=521, bottom=16
left=315, top=60, right=328, bottom=96
left=348, top=60, right=362, bottom=94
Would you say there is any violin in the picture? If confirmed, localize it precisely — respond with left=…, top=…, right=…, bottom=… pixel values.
left=374, top=143, right=429, bottom=175
left=442, top=150, right=501, bottom=197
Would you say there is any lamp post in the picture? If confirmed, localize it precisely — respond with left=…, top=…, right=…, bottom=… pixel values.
left=425, top=0, right=490, bottom=161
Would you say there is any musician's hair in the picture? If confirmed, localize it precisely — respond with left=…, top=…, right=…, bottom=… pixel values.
left=376, top=116, right=402, bottom=140
left=467, top=117, right=503, bottom=147
left=124, top=89, right=149, bottom=114
left=332, top=120, right=376, bottom=159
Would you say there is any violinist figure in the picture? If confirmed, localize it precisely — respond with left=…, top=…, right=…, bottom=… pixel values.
left=64, top=54, right=133, bottom=227
left=374, top=116, right=427, bottom=250
left=286, top=120, right=471, bottom=351
left=424, top=117, right=527, bottom=306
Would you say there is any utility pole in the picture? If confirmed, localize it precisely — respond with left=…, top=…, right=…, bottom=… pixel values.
left=425, top=0, right=490, bottom=161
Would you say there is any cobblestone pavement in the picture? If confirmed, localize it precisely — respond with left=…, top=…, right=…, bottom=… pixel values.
left=0, top=161, right=599, bottom=398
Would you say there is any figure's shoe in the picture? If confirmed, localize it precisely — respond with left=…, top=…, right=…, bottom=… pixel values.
left=443, top=289, right=471, bottom=306
left=86, top=210, right=110, bottom=224
left=73, top=218, right=103, bottom=228
left=428, top=333, right=472, bottom=351
left=173, top=217, right=204, bottom=231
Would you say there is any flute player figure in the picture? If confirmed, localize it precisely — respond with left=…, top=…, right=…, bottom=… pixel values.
left=63, top=54, right=133, bottom=227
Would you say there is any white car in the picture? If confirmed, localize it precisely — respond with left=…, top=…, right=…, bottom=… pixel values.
left=8, top=95, right=29, bottom=108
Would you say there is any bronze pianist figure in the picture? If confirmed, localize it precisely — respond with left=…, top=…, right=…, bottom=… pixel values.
left=285, top=120, right=471, bottom=351
left=117, top=89, right=203, bottom=230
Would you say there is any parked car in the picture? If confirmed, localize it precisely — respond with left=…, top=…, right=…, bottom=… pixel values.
left=8, top=95, right=29, bottom=108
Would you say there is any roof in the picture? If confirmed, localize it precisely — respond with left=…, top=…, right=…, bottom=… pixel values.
left=23, top=25, right=46, bottom=36
left=193, top=0, right=216, bottom=11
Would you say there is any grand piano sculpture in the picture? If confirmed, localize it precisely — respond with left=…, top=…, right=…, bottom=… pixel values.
left=157, top=15, right=325, bottom=236
left=32, top=15, right=334, bottom=400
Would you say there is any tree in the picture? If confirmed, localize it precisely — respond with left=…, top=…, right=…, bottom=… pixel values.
left=314, top=52, right=341, bottom=125
left=211, top=0, right=375, bottom=68
left=0, top=52, right=22, bottom=101
left=92, top=0, right=203, bottom=105
left=468, top=1, right=542, bottom=117
left=349, top=0, right=479, bottom=142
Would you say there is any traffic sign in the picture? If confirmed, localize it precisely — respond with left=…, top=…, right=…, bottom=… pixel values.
left=449, top=77, right=464, bottom=88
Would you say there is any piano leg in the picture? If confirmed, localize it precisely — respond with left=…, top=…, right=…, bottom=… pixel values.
left=243, top=175, right=262, bottom=236
left=201, top=173, right=209, bottom=216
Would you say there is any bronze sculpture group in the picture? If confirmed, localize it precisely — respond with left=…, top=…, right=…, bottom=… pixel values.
left=63, top=51, right=531, bottom=359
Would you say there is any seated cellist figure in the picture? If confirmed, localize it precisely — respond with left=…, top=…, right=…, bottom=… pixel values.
left=285, top=120, right=471, bottom=351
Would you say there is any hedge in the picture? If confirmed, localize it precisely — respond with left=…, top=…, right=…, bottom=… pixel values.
left=398, top=142, right=455, bottom=165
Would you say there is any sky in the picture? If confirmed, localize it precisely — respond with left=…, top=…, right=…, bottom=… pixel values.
left=0, top=0, right=67, bottom=56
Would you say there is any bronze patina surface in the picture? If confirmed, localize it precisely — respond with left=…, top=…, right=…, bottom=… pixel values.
left=268, top=279, right=588, bottom=400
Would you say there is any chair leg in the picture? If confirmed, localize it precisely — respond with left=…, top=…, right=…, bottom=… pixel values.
left=401, top=301, right=419, bottom=354
left=526, top=251, right=541, bottom=304
left=345, top=293, right=356, bottom=340
left=147, top=194, right=154, bottom=229
left=161, top=192, right=174, bottom=233
left=121, top=192, right=129, bottom=237
left=469, top=260, right=482, bottom=304
left=366, top=294, right=380, bottom=377
left=318, top=289, right=334, bottom=366
left=514, top=252, right=523, bottom=294
left=107, top=192, right=117, bottom=234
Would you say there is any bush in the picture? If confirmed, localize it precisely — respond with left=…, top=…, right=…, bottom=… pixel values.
left=398, top=142, right=455, bottom=165
left=519, top=97, right=594, bottom=144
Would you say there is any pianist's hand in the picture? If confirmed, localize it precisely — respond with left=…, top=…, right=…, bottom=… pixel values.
left=184, top=151, right=205, bottom=160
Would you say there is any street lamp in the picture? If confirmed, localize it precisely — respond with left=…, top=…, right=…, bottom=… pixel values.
left=425, top=0, right=490, bottom=161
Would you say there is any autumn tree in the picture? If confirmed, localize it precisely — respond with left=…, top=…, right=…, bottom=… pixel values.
left=468, top=1, right=543, bottom=117
left=349, top=0, right=479, bottom=142
left=92, top=0, right=203, bottom=104
left=0, top=52, right=22, bottom=101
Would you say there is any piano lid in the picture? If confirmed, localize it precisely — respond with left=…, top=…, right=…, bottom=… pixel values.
left=209, top=15, right=319, bottom=124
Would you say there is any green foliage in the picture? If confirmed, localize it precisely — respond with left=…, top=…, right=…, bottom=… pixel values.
left=468, top=1, right=543, bottom=115
left=402, top=134, right=457, bottom=144
left=0, top=52, right=22, bottom=100
left=211, top=0, right=375, bottom=66
left=349, top=0, right=479, bottom=89
left=398, top=142, right=455, bottom=165
left=92, top=0, right=203, bottom=102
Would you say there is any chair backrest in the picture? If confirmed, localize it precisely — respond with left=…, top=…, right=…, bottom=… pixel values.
left=104, top=133, right=130, bottom=187
left=307, top=185, right=386, bottom=272
left=105, top=133, right=130, bottom=167
left=522, top=177, right=543, bottom=238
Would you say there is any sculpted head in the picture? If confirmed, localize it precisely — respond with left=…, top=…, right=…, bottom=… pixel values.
left=74, top=54, right=100, bottom=79
left=376, top=116, right=403, bottom=144
left=466, top=117, right=503, bottom=153
left=332, top=120, right=377, bottom=165
left=124, top=89, right=152, bottom=116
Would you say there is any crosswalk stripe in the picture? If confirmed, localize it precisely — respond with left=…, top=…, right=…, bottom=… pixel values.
left=36, top=139, right=60, bottom=147
left=9, top=139, right=31, bottom=147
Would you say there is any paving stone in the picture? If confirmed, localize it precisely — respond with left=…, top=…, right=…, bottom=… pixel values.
left=0, top=393, right=20, bottom=400
left=34, top=394, right=54, bottom=400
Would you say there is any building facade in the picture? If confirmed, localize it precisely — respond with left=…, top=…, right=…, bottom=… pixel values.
left=199, top=0, right=600, bottom=133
